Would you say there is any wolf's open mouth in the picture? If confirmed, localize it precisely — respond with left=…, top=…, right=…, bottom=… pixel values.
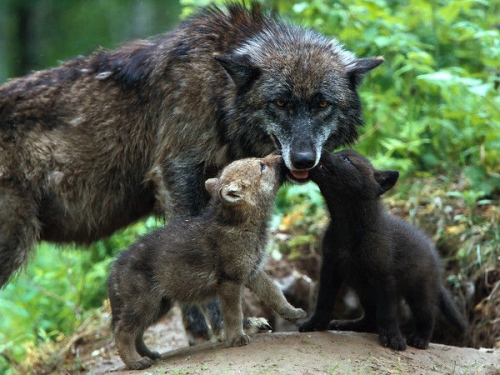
left=290, top=170, right=309, bottom=180
left=287, top=169, right=310, bottom=184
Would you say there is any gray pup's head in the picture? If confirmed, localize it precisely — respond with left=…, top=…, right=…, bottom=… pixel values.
left=205, top=153, right=285, bottom=209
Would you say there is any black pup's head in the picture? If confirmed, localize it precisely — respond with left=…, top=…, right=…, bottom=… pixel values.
left=310, top=149, right=399, bottom=201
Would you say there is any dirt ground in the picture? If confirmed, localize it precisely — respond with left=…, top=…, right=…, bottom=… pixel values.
left=81, top=307, right=499, bottom=375
left=21, top=245, right=499, bottom=375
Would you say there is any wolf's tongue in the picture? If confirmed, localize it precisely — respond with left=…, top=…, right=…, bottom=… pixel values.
left=291, top=170, right=309, bottom=180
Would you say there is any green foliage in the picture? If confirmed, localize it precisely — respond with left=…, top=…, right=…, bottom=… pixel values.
left=0, top=0, right=182, bottom=81
left=269, top=0, right=499, bottom=196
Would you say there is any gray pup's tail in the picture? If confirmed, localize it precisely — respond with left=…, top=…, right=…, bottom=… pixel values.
left=438, top=285, right=469, bottom=333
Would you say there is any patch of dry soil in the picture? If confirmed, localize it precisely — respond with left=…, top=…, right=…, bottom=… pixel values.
left=95, top=308, right=499, bottom=375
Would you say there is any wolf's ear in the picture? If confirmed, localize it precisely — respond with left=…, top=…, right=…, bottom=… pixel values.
left=375, top=169, right=399, bottom=195
left=219, top=182, right=244, bottom=205
left=215, top=53, right=260, bottom=90
left=205, top=178, right=219, bottom=197
left=347, top=57, right=384, bottom=86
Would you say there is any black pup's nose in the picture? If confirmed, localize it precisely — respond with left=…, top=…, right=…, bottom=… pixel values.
left=291, top=150, right=316, bottom=170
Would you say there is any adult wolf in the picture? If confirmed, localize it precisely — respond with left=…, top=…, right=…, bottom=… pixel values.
left=0, top=3, right=382, bottom=340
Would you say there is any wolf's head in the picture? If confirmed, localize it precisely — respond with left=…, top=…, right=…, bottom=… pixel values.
left=215, top=23, right=382, bottom=182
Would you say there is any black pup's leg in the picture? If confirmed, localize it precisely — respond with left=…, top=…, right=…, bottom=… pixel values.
left=299, top=251, right=341, bottom=332
left=406, top=291, right=436, bottom=349
left=375, top=281, right=406, bottom=351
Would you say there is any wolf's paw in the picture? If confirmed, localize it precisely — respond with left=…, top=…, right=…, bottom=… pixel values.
left=379, top=333, right=406, bottom=351
left=243, top=317, right=272, bottom=334
left=124, top=357, right=153, bottom=370
left=299, top=318, right=329, bottom=332
left=407, top=333, right=430, bottom=349
left=280, top=307, right=306, bottom=321
left=227, top=334, right=250, bottom=347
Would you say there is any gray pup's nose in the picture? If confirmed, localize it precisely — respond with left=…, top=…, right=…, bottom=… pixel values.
left=291, top=151, right=316, bottom=170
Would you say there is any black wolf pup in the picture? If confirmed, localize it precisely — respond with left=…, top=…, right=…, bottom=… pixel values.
left=108, top=154, right=306, bottom=370
left=299, top=150, right=468, bottom=350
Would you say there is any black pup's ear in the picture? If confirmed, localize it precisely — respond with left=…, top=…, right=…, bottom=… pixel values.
left=215, top=53, right=260, bottom=90
left=374, top=169, right=399, bottom=195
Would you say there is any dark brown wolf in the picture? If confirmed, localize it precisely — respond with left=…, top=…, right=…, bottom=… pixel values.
left=107, top=154, right=306, bottom=369
left=0, top=3, right=381, bottom=339
left=299, top=150, right=468, bottom=350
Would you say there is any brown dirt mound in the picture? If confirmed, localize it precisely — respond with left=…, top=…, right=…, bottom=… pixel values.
left=108, top=330, right=499, bottom=375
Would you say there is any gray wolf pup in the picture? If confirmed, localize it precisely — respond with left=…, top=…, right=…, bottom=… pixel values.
left=107, top=154, right=306, bottom=369
left=299, top=150, right=468, bottom=350
left=0, top=2, right=381, bottom=339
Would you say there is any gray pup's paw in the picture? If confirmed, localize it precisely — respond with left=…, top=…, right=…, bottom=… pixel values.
left=280, top=307, right=307, bottom=321
left=243, top=317, right=272, bottom=334
left=228, top=334, right=250, bottom=347
left=124, top=357, right=153, bottom=370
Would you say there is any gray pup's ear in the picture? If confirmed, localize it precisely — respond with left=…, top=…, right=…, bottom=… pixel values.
left=214, top=53, right=260, bottom=89
left=205, top=178, right=219, bottom=197
left=374, top=169, right=399, bottom=195
left=347, top=57, right=384, bottom=86
left=219, top=182, right=244, bottom=205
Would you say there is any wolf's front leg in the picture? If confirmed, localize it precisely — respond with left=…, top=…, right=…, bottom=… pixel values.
left=248, top=271, right=306, bottom=320
left=218, top=280, right=249, bottom=347
left=152, top=158, right=221, bottom=345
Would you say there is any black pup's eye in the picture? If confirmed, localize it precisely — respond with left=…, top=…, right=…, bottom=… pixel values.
left=343, top=156, right=351, bottom=164
left=260, top=162, right=267, bottom=171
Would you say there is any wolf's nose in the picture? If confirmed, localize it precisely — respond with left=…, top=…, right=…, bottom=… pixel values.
left=291, top=151, right=316, bottom=170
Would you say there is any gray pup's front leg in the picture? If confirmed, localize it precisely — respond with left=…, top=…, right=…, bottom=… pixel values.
left=218, top=280, right=249, bottom=346
left=248, top=271, right=306, bottom=320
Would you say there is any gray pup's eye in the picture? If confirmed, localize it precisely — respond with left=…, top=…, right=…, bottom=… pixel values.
left=260, top=162, right=266, bottom=171
left=343, top=156, right=351, bottom=164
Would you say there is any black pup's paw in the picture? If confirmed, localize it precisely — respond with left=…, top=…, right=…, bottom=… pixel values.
left=379, top=333, right=407, bottom=351
left=407, top=333, right=430, bottom=349
left=299, top=318, right=329, bottom=332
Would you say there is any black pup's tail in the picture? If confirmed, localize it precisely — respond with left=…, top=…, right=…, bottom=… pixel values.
left=438, top=285, right=469, bottom=333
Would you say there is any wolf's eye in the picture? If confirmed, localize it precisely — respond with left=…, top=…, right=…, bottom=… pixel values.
left=343, top=156, right=351, bottom=164
left=260, top=162, right=267, bottom=172
left=275, top=99, right=286, bottom=108
left=318, top=101, right=328, bottom=109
